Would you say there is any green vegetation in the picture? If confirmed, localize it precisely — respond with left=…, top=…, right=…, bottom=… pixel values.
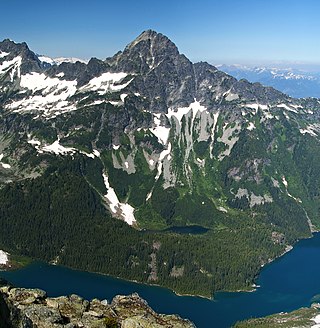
left=103, top=317, right=118, bottom=328
left=8, top=254, right=33, bottom=270
left=0, top=157, right=285, bottom=298
left=234, top=307, right=319, bottom=328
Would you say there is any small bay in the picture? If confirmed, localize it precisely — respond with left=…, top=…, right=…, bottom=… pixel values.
left=3, top=233, right=320, bottom=327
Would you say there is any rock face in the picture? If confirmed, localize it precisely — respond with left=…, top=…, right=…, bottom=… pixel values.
left=0, top=284, right=194, bottom=328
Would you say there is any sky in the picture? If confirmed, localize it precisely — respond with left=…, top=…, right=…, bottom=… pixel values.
left=1, top=0, right=320, bottom=68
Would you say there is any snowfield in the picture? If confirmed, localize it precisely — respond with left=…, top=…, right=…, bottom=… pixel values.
left=0, top=250, right=9, bottom=265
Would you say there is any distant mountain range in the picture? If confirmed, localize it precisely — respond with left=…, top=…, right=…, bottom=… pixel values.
left=0, top=30, right=320, bottom=300
left=218, top=64, right=320, bottom=98
left=37, top=55, right=88, bottom=66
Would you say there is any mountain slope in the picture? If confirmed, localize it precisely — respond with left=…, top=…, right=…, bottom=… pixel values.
left=0, top=30, right=320, bottom=298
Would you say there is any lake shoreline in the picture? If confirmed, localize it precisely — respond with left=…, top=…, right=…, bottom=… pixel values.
left=1, top=232, right=319, bottom=304
left=3, top=233, right=320, bottom=328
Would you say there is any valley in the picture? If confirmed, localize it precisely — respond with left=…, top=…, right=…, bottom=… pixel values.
left=1, top=30, right=320, bottom=302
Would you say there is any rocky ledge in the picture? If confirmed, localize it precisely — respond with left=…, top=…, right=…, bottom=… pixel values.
left=0, top=282, right=195, bottom=327
left=233, top=303, right=320, bottom=328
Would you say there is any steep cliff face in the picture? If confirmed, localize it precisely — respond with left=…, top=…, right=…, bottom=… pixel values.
left=0, top=283, right=194, bottom=328
left=1, top=31, right=320, bottom=297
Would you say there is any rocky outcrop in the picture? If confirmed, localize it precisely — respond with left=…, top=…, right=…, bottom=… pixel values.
left=233, top=304, right=320, bottom=328
left=0, top=283, right=195, bottom=328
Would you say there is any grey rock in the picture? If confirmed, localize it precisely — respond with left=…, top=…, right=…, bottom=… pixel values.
left=0, top=286, right=195, bottom=327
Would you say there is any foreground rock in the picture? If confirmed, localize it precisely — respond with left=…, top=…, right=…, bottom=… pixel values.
left=0, top=283, right=194, bottom=327
left=233, top=304, right=320, bottom=327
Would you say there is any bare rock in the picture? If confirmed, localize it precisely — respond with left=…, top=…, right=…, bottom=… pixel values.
left=0, top=286, right=195, bottom=327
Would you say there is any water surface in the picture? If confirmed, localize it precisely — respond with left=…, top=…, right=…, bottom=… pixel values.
left=3, top=233, right=320, bottom=327
left=164, top=225, right=209, bottom=234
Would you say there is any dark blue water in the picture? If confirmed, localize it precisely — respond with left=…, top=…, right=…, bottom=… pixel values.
left=2, top=233, right=320, bottom=328
left=143, top=225, right=210, bottom=235
left=164, top=225, right=209, bottom=234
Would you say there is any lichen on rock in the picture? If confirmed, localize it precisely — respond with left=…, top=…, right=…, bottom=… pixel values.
left=0, top=284, right=195, bottom=327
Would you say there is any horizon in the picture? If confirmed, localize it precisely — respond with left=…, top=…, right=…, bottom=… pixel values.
left=2, top=0, right=320, bottom=70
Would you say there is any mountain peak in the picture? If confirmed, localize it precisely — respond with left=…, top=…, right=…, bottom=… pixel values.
left=108, top=30, right=181, bottom=75
left=127, top=30, right=166, bottom=45
left=135, top=29, right=160, bottom=41
left=124, top=30, right=179, bottom=55
left=0, top=38, right=42, bottom=74
left=0, top=38, right=30, bottom=55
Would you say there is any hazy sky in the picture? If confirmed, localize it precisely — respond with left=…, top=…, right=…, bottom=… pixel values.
left=2, top=0, right=320, bottom=67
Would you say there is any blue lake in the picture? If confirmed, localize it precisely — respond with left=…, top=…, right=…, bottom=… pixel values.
left=2, top=233, right=320, bottom=327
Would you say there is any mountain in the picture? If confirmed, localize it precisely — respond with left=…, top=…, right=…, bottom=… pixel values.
left=1, top=30, right=320, bottom=298
left=218, top=64, right=320, bottom=98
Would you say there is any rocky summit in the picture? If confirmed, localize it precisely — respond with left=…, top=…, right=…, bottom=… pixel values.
left=1, top=30, right=320, bottom=298
left=0, top=282, right=194, bottom=328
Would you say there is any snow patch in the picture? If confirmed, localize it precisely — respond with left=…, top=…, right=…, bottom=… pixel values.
left=167, top=107, right=190, bottom=123
left=0, top=250, right=9, bottom=265
left=102, top=173, right=136, bottom=225
left=109, top=101, right=121, bottom=106
left=209, top=112, right=220, bottom=159
left=245, top=103, right=259, bottom=111
left=146, top=191, right=153, bottom=201
left=29, top=137, right=100, bottom=159
left=120, top=93, right=128, bottom=102
left=167, top=99, right=207, bottom=123
left=0, top=153, right=11, bottom=169
left=150, top=114, right=170, bottom=145
left=311, top=314, right=320, bottom=328
left=0, top=56, right=22, bottom=78
left=300, top=126, right=317, bottom=137
left=119, top=204, right=136, bottom=226
left=7, top=72, right=77, bottom=115
left=80, top=151, right=95, bottom=159
left=282, top=176, right=288, bottom=188
left=0, top=51, right=9, bottom=58
left=1, top=163, right=11, bottom=169
left=93, top=149, right=100, bottom=157
left=277, top=103, right=298, bottom=113
left=27, top=139, right=41, bottom=146
left=20, top=72, right=76, bottom=94
left=81, top=72, right=132, bottom=95
left=155, top=143, right=172, bottom=181
left=41, top=139, right=76, bottom=155
left=247, top=122, right=256, bottom=131
left=282, top=176, right=301, bottom=202
left=218, top=206, right=228, bottom=213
